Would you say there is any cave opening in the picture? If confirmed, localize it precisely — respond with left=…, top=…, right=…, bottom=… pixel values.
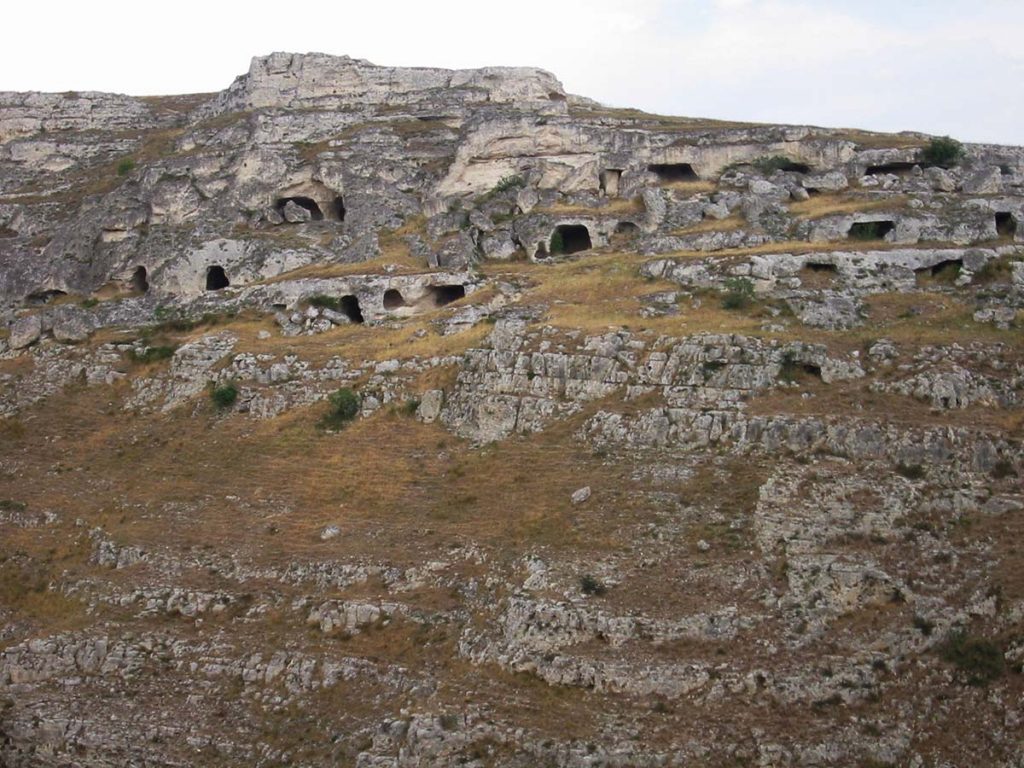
left=333, top=196, right=346, bottom=222
left=866, top=162, right=918, bottom=176
left=206, top=265, right=230, bottom=291
left=131, top=266, right=149, bottom=294
left=648, top=163, right=699, bottom=183
left=599, top=169, right=622, bottom=197
left=25, top=289, right=67, bottom=306
left=383, top=289, right=407, bottom=310
left=428, top=284, right=466, bottom=307
left=551, top=224, right=592, bottom=255
left=340, top=295, right=364, bottom=323
left=917, top=259, right=963, bottom=283
left=848, top=221, right=895, bottom=241
left=996, top=212, right=1018, bottom=238
left=275, top=196, right=324, bottom=221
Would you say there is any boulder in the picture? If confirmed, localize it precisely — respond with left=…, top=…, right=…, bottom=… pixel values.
left=282, top=200, right=312, bottom=223
left=52, top=312, right=95, bottom=343
left=803, top=171, right=849, bottom=192
left=9, top=314, right=42, bottom=349
left=961, top=167, right=1002, bottom=195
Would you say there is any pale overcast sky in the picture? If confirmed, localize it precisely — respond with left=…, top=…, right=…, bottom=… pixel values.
left=3, top=0, right=1022, bottom=145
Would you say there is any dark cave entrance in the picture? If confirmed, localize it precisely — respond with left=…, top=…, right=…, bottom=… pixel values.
left=131, top=266, right=149, bottom=294
left=25, top=289, right=67, bottom=306
left=848, top=221, right=895, bottom=241
left=551, top=224, right=592, bottom=255
left=427, top=284, right=466, bottom=307
left=383, top=289, right=407, bottom=310
left=332, top=196, right=346, bottom=222
left=275, top=196, right=325, bottom=221
left=866, top=162, right=918, bottom=176
left=648, top=163, right=699, bottom=183
left=206, top=265, right=230, bottom=291
left=916, top=259, right=963, bottom=284
left=996, top=212, right=1018, bottom=238
left=340, top=295, right=364, bottom=323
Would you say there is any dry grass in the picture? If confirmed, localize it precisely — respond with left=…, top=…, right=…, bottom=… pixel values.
left=789, top=194, right=911, bottom=220
left=670, top=215, right=745, bottom=236
left=536, top=197, right=645, bottom=216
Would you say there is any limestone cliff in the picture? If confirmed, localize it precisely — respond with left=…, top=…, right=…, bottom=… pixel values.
left=0, top=53, right=1022, bottom=768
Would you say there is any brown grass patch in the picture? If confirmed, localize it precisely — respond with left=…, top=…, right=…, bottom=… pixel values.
left=788, top=194, right=911, bottom=220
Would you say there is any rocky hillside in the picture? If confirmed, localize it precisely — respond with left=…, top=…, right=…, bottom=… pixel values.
left=1, top=52, right=1022, bottom=767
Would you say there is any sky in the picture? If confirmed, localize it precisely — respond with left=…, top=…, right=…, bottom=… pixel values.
left=3, top=0, right=1022, bottom=145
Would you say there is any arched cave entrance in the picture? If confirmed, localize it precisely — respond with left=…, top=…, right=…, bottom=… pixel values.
left=428, top=284, right=466, bottom=307
left=275, top=196, right=324, bottom=221
left=131, top=266, right=149, bottom=293
left=866, top=163, right=917, bottom=176
left=996, top=212, right=1018, bottom=238
left=340, top=295, right=364, bottom=323
left=383, top=288, right=407, bottom=310
left=206, top=265, right=230, bottom=291
left=333, top=196, right=346, bottom=222
left=551, top=224, right=592, bottom=255
left=848, top=220, right=895, bottom=241
left=25, top=289, right=67, bottom=306
left=648, top=163, right=699, bottom=183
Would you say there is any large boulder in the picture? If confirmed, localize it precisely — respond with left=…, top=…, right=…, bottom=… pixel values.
left=8, top=314, right=42, bottom=349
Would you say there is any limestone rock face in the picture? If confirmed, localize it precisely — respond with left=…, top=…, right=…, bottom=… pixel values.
left=1, top=52, right=1023, bottom=768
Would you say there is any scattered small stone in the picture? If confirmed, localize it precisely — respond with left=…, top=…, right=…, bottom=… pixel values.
left=319, top=526, right=340, bottom=541
left=571, top=486, right=591, bottom=505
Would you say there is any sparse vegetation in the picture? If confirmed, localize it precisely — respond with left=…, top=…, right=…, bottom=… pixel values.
left=939, top=631, right=1004, bottom=685
left=116, top=157, right=136, bottom=176
left=319, top=387, right=360, bottom=430
left=492, top=174, right=526, bottom=194
left=210, top=382, right=239, bottom=409
left=128, top=345, right=176, bottom=365
left=721, top=277, right=755, bottom=310
left=896, top=463, right=926, bottom=480
left=549, top=229, right=566, bottom=256
left=308, top=295, right=345, bottom=312
left=921, top=136, right=965, bottom=169
left=580, top=574, right=607, bottom=596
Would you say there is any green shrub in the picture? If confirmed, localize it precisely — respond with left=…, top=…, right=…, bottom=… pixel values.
left=492, top=174, right=526, bottom=193
left=721, top=277, right=755, bottom=310
left=319, top=387, right=360, bottom=430
left=211, top=383, right=239, bottom=409
left=308, top=295, right=344, bottom=312
left=128, top=345, right=176, bottom=365
left=896, top=463, right=925, bottom=480
left=940, top=631, right=1004, bottom=685
left=580, top=574, right=607, bottom=596
left=991, top=459, right=1017, bottom=479
left=921, top=136, right=965, bottom=169
left=753, top=155, right=802, bottom=174
left=116, top=157, right=136, bottom=176
left=400, top=398, right=420, bottom=416
left=549, top=229, right=565, bottom=256
left=80, top=298, right=99, bottom=309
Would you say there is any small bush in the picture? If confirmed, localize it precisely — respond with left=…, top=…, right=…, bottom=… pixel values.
left=492, top=174, right=526, bottom=194
left=128, top=345, right=176, bottom=365
left=320, top=387, right=360, bottom=430
left=939, top=631, right=1004, bottom=685
left=580, top=574, right=607, bottom=596
left=921, top=136, right=965, bottom=169
left=308, top=295, right=344, bottom=312
left=116, top=157, right=136, bottom=176
left=991, top=459, right=1017, bottom=479
left=80, top=298, right=99, bottom=309
left=896, top=463, right=925, bottom=480
left=549, top=229, right=565, bottom=256
left=753, top=155, right=801, bottom=174
left=721, top=277, right=755, bottom=310
left=400, top=398, right=420, bottom=416
left=211, top=383, right=239, bottom=409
